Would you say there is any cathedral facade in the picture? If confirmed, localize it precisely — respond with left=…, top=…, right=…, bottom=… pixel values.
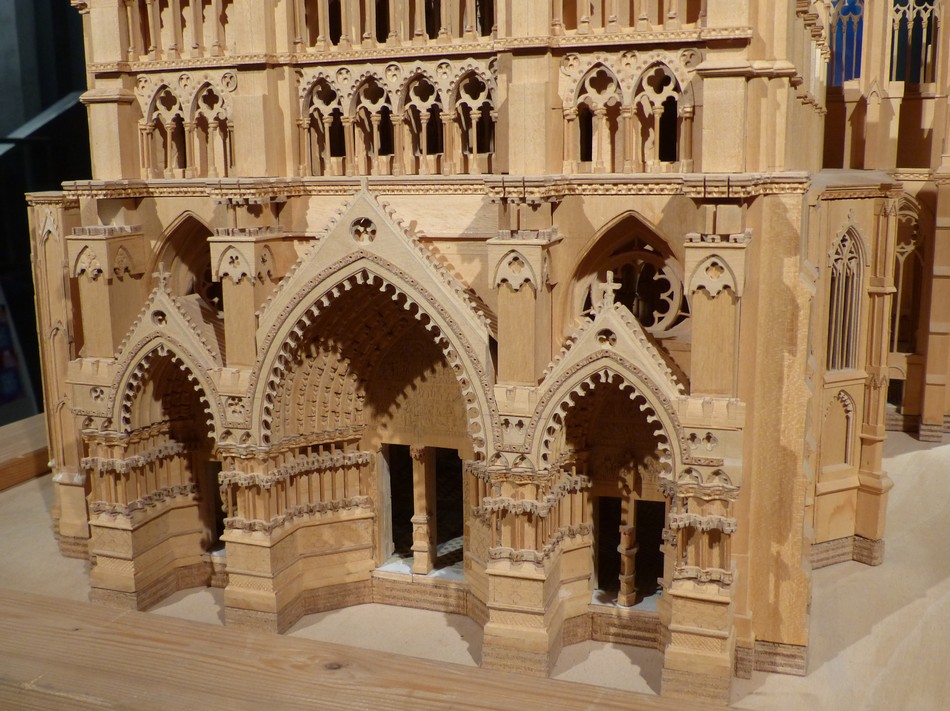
left=27, top=0, right=947, bottom=703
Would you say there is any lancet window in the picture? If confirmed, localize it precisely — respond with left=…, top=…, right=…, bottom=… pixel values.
left=826, top=231, right=863, bottom=371
left=889, top=0, right=939, bottom=83
left=192, top=85, right=233, bottom=178
left=633, top=64, right=689, bottom=170
left=302, top=79, right=346, bottom=176
left=829, top=0, right=864, bottom=85
left=142, top=87, right=187, bottom=179
left=353, top=77, right=396, bottom=175
left=125, top=0, right=231, bottom=61
left=403, top=76, right=445, bottom=175
left=890, top=207, right=926, bottom=354
left=454, top=72, right=495, bottom=174
left=574, top=66, right=622, bottom=172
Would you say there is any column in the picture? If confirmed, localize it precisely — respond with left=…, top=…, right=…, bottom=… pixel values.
left=371, top=113, right=383, bottom=174
left=680, top=106, right=694, bottom=169
left=393, top=112, right=406, bottom=175
left=388, top=0, right=399, bottom=42
left=342, top=116, right=356, bottom=176
left=322, top=115, right=333, bottom=175
left=551, top=0, right=564, bottom=35
left=183, top=121, right=196, bottom=178
left=318, top=0, right=331, bottom=46
left=441, top=111, right=455, bottom=175
left=593, top=106, right=607, bottom=172
left=563, top=108, right=577, bottom=172
left=169, top=0, right=183, bottom=58
left=293, top=0, right=306, bottom=49
left=617, top=496, right=638, bottom=606
left=464, top=0, right=477, bottom=38
left=419, top=113, right=430, bottom=175
left=652, top=103, right=663, bottom=167
left=410, top=445, right=437, bottom=575
left=125, top=0, right=141, bottom=60
left=439, top=0, right=450, bottom=39
left=147, top=0, right=162, bottom=57
left=621, top=107, right=633, bottom=172
left=163, top=122, right=174, bottom=177
left=211, top=0, right=223, bottom=55
left=190, top=0, right=204, bottom=55
left=413, top=0, right=424, bottom=40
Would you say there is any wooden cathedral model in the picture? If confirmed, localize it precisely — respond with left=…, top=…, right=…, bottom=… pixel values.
left=27, top=0, right=950, bottom=703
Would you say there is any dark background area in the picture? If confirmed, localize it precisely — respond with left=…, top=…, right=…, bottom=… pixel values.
left=0, top=0, right=90, bottom=421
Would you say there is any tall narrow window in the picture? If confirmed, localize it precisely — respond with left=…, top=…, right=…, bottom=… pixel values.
left=476, top=0, right=494, bottom=36
left=376, top=0, right=391, bottom=41
left=328, top=0, right=343, bottom=45
left=827, top=231, right=863, bottom=370
left=890, top=0, right=939, bottom=83
left=829, top=0, right=864, bottom=85
left=425, top=0, right=441, bottom=38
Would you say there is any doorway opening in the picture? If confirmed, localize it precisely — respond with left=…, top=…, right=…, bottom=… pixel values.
left=379, top=444, right=464, bottom=577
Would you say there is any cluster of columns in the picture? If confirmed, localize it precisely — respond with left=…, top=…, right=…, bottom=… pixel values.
left=124, top=0, right=227, bottom=61
left=551, top=0, right=705, bottom=34
left=292, top=0, right=495, bottom=51
left=139, top=118, right=233, bottom=180
left=563, top=103, right=693, bottom=173
left=299, top=108, right=494, bottom=177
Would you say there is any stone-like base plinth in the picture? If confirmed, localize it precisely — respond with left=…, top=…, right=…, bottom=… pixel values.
left=661, top=667, right=731, bottom=704
left=919, top=422, right=944, bottom=442
left=811, top=535, right=884, bottom=569
left=90, top=562, right=212, bottom=611
left=752, top=640, right=807, bottom=676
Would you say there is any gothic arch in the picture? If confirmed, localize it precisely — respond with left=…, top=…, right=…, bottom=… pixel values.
left=253, top=253, right=497, bottom=456
left=113, top=337, right=222, bottom=439
left=568, top=210, right=687, bottom=339
left=531, top=353, right=685, bottom=476
left=145, top=212, right=218, bottom=305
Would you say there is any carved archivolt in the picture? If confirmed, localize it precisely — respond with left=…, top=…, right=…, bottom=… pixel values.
left=533, top=359, right=682, bottom=477
left=114, top=339, right=221, bottom=439
left=254, top=256, right=496, bottom=456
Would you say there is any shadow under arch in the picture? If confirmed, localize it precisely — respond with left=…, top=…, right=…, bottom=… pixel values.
left=252, top=252, right=497, bottom=457
left=530, top=352, right=686, bottom=475
left=144, top=212, right=219, bottom=305
left=112, top=335, right=223, bottom=440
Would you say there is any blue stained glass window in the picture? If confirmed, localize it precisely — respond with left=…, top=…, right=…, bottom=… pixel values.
left=829, top=0, right=864, bottom=85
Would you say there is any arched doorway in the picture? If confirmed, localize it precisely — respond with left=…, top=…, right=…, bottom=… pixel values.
left=87, top=348, right=221, bottom=609
left=555, top=376, right=668, bottom=608
left=256, top=271, right=482, bottom=623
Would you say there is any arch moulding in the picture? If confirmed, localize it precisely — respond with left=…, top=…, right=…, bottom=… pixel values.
left=251, top=251, right=500, bottom=456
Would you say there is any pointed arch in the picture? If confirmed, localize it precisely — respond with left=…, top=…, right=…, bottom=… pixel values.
left=568, top=210, right=687, bottom=339
left=826, top=227, right=865, bottom=370
left=531, top=352, right=686, bottom=475
left=113, top=336, right=222, bottom=439
left=253, top=252, right=496, bottom=456
left=146, top=212, right=219, bottom=307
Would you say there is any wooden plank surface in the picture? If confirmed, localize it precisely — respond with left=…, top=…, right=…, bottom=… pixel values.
left=0, top=588, right=714, bottom=711
left=0, top=415, right=48, bottom=491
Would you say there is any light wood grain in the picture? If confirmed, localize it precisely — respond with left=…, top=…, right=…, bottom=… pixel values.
left=0, top=415, right=48, bottom=492
left=0, top=588, right=713, bottom=710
